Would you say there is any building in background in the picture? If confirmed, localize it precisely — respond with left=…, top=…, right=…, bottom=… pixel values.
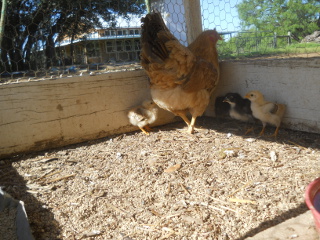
left=56, top=27, right=141, bottom=65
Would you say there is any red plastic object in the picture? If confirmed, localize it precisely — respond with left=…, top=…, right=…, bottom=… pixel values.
left=305, top=177, right=320, bottom=233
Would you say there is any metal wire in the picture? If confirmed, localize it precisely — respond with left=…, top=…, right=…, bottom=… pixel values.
left=0, top=0, right=319, bottom=82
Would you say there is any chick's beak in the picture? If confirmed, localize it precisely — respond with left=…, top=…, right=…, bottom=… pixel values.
left=244, top=94, right=250, bottom=99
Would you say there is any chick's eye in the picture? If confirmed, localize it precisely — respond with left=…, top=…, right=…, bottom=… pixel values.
left=250, top=94, right=254, bottom=97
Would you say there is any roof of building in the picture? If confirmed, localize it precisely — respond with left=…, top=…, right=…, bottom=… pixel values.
left=57, top=28, right=141, bottom=47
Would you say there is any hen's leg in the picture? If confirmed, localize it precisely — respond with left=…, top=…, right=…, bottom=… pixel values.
left=187, top=116, right=197, bottom=134
left=177, top=113, right=190, bottom=126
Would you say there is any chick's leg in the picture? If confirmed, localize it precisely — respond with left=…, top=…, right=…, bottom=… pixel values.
left=139, top=127, right=150, bottom=135
left=245, top=119, right=258, bottom=135
left=269, top=126, right=280, bottom=138
left=259, top=124, right=266, bottom=136
left=144, top=125, right=153, bottom=132
left=244, top=127, right=254, bottom=135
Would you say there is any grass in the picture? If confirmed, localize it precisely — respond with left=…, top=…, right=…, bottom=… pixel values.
left=219, top=42, right=320, bottom=60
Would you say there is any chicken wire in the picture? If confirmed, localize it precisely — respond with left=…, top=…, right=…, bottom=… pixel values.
left=1, top=0, right=319, bottom=81
left=152, top=0, right=320, bottom=59
left=0, top=0, right=146, bottom=81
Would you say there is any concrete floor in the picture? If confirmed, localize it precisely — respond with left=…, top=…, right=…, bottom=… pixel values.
left=245, top=211, right=319, bottom=240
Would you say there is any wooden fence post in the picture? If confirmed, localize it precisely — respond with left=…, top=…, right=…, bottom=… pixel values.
left=288, top=31, right=292, bottom=45
left=183, top=0, right=202, bottom=45
left=149, top=0, right=203, bottom=45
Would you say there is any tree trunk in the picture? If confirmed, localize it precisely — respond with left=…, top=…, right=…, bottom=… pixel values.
left=46, top=34, right=57, bottom=68
left=0, top=36, right=11, bottom=72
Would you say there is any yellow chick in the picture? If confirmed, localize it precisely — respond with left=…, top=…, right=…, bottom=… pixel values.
left=244, top=90, right=286, bottom=137
left=127, top=100, right=158, bottom=135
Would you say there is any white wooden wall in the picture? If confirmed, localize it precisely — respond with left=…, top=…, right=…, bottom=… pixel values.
left=208, top=58, right=320, bottom=133
left=0, top=70, right=176, bottom=159
left=1, top=58, right=319, bottom=158
left=1, top=0, right=319, bottom=158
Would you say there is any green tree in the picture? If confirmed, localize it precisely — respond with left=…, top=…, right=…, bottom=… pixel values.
left=236, top=0, right=320, bottom=41
left=0, top=0, right=146, bottom=72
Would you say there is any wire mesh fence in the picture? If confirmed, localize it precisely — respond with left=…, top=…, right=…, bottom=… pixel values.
left=0, top=0, right=146, bottom=81
left=163, top=0, right=320, bottom=60
left=0, top=0, right=319, bottom=81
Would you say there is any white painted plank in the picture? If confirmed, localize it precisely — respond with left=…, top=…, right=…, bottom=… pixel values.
left=1, top=58, right=319, bottom=158
left=0, top=70, right=176, bottom=158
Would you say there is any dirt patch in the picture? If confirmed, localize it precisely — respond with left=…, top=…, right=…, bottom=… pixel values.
left=1, top=117, right=320, bottom=239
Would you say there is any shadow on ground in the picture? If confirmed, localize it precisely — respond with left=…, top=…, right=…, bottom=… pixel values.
left=0, top=158, right=62, bottom=239
left=195, top=116, right=320, bottom=150
left=236, top=203, right=308, bottom=239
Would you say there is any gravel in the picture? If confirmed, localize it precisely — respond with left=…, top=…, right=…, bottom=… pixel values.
left=1, top=117, right=319, bottom=239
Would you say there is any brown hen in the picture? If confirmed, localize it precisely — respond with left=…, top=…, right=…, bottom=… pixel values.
left=140, top=11, right=221, bottom=133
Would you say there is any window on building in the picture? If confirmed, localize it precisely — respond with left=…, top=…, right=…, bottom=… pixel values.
left=125, top=40, right=132, bottom=51
left=134, top=29, right=139, bottom=35
left=129, top=30, right=134, bottom=35
left=106, top=41, right=113, bottom=52
left=105, top=30, right=110, bottom=36
left=86, top=42, right=99, bottom=57
left=117, top=30, right=123, bottom=36
left=116, top=41, right=123, bottom=51
left=75, top=45, right=81, bottom=54
left=134, top=39, right=140, bottom=50
left=110, top=30, right=116, bottom=36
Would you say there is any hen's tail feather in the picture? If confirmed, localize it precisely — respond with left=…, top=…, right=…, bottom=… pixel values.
left=141, top=11, right=175, bottom=62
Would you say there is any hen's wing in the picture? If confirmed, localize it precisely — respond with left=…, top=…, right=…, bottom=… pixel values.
left=141, top=12, right=196, bottom=89
left=177, top=58, right=218, bottom=94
